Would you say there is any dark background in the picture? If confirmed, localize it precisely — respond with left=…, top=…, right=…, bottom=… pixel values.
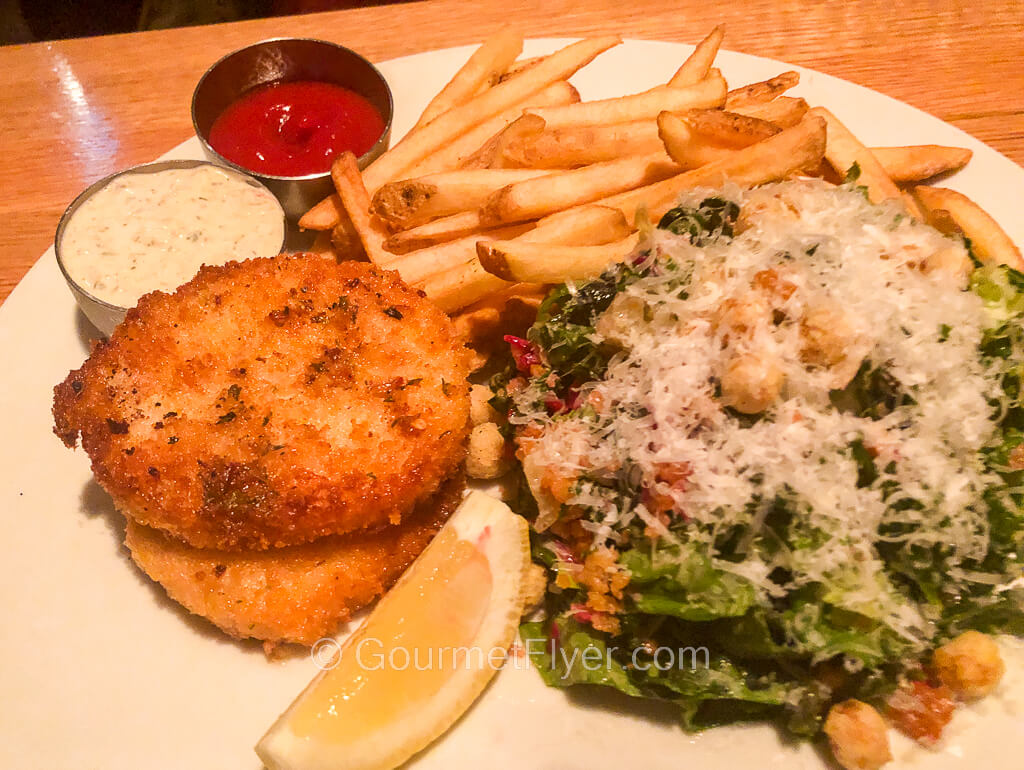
left=1, top=1, right=403, bottom=45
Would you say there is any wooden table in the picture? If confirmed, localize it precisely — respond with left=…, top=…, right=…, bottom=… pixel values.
left=1, top=0, right=1021, bottom=304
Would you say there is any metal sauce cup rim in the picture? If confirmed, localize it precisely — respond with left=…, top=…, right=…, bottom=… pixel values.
left=190, top=37, right=394, bottom=182
left=54, top=159, right=288, bottom=313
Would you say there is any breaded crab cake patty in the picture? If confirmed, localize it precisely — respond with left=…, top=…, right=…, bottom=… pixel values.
left=124, top=474, right=464, bottom=648
left=54, top=255, right=472, bottom=550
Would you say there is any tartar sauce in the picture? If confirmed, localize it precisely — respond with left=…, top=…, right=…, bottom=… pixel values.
left=59, top=164, right=285, bottom=307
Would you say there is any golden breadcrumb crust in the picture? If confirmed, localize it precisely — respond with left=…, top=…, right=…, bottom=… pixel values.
left=54, top=255, right=472, bottom=549
left=125, top=475, right=464, bottom=647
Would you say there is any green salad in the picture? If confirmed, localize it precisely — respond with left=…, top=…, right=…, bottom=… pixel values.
left=491, top=180, right=1024, bottom=741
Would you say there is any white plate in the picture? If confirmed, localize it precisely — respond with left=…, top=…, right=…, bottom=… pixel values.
left=2, top=39, right=1023, bottom=770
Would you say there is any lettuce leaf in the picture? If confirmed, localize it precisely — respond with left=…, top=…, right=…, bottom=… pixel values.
left=520, top=617, right=801, bottom=732
left=622, top=545, right=756, bottom=621
left=520, top=619, right=642, bottom=695
left=971, top=264, right=1024, bottom=322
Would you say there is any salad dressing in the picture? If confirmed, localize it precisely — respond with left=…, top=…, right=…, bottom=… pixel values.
left=59, top=164, right=285, bottom=308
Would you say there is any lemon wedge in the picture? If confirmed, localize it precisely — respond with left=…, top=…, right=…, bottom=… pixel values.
left=256, top=490, right=531, bottom=770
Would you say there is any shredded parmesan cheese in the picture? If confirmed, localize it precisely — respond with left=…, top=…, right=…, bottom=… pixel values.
left=515, top=180, right=1004, bottom=645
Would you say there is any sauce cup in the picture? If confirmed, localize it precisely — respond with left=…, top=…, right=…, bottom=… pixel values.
left=55, top=159, right=287, bottom=337
left=191, top=38, right=394, bottom=220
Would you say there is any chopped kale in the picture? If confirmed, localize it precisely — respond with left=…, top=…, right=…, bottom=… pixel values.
left=658, top=196, right=740, bottom=245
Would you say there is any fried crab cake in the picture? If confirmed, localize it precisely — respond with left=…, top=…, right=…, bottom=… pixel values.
left=125, top=474, right=464, bottom=648
left=54, top=255, right=472, bottom=550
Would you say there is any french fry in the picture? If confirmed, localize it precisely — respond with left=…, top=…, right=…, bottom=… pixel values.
left=670, top=25, right=725, bottom=86
left=499, top=55, right=544, bottom=83
left=388, top=239, right=474, bottom=284
left=725, top=71, right=800, bottom=108
left=870, top=145, right=973, bottom=184
left=806, top=106, right=919, bottom=216
left=481, top=152, right=681, bottom=225
left=730, top=96, right=809, bottom=128
left=302, top=199, right=365, bottom=257
left=330, top=218, right=366, bottom=259
left=387, top=223, right=532, bottom=284
left=676, top=108, right=781, bottom=146
left=309, top=231, right=337, bottom=259
left=453, top=282, right=549, bottom=358
left=657, top=111, right=729, bottom=168
left=330, top=152, right=391, bottom=266
left=518, top=205, right=632, bottom=245
left=384, top=211, right=487, bottom=253
left=417, top=257, right=511, bottom=312
left=469, top=78, right=494, bottom=99
left=469, top=113, right=547, bottom=169
left=298, top=193, right=346, bottom=231
left=459, top=134, right=504, bottom=169
left=913, top=186, right=1023, bottom=269
left=404, top=80, right=579, bottom=177
left=500, top=119, right=663, bottom=168
left=657, top=110, right=779, bottom=169
left=478, top=232, right=641, bottom=282
left=524, top=73, right=727, bottom=129
left=363, top=36, right=621, bottom=193
left=372, top=168, right=548, bottom=230
left=596, top=114, right=827, bottom=223
left=411, top=28, right=524, bottom=131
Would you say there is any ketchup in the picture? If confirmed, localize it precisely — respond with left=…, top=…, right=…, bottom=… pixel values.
left=208, top=81, right=385, bottom=177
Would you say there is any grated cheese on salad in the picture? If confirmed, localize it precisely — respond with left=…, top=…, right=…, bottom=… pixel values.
left=505, top=178, right=1024, bottom=738
left=518, top=181, right=999, bottom=638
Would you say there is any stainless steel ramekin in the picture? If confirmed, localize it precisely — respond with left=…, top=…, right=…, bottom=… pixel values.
left=191, top=38, right=394, bottom=220
left=55, top=159, right=287, bottom=336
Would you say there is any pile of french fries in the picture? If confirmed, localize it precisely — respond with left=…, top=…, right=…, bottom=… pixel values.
left=300, top=26, right=1022, bottom=362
